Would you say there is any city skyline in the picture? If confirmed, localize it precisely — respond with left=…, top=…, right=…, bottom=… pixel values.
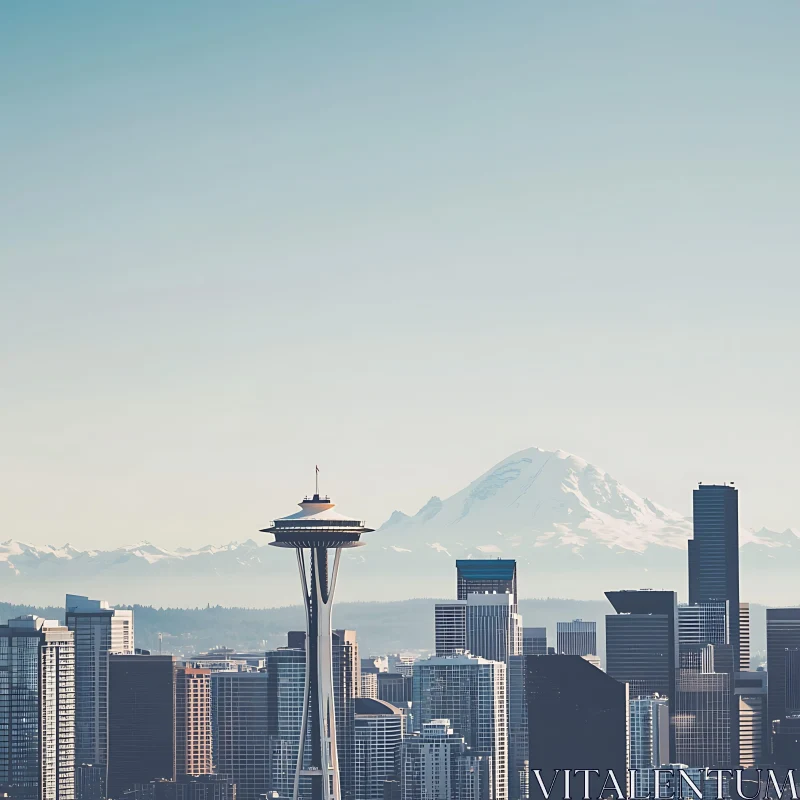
left=3, top=2, right=800, bottom=551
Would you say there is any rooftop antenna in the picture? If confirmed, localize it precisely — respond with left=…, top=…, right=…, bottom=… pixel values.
left=315, top=464, right=320, bottom=497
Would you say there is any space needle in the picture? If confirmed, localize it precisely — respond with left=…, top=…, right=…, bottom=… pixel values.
left=262, top=470, right=372, bottom=800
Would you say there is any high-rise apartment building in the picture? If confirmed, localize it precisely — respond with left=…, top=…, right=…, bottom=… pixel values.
left=629, top=695, right=670, bottom=799
left=674, top=671, right=730, bottom=768
left=360, top=670, right=379, bottom=700
left=605, top=590, right=678, bottom=703
left=435, top=602, right=467, bottom=657
left=734, top=670, right=768, bottom=767
left=333, top=630, right=359, bottom=800
left=211, top=670, right=271, bottom=800
left=0, top=616, right=75, bottom=800
left=457, top=560, right=517, bottom=606
left=400, top=720, right=489, bottom=800
left=466, top=593, right=522, bottom=664
left=65, top=595, right=134, bottom=800
left=766, top=608, right=800, bottom=726
left=688, top=485, right=740, bottom=670
left=739, top=603, right=751, bottom=671
left=556, top=620, right=597, bottom=656
left=522, top=628, right=546, bottom=657
left=175, top=667, right=212, bottom=777
left=412, top=653, right=508, bottom=800
left=108, top=654, right=176, bottom=799
left=507, top=655, right=528, bottom=800
left=526, top=655, right=628, bottom=800
left=353, top=698, right=404, bottom=800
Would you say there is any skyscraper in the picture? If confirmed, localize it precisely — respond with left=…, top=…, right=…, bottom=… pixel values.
left=787, top=649, right=800, bottom=715
left=466, top=593, right=522, bottom=664
left=360, top=671, right=379, bottom=700
left=108, top=654, right=176, bottom=798
left=0, top=616, right=75, bottom=800
left=412, top=653, right=508, bottom=800
left=263, top=489, right=372, bottom=800
left=739, top=603, right=751, bottom=672
left=175, top=667, right=212, bottom=777
left=211, top=670, right=271, bottom=800
left=629, top=695, right=670, bottom=799
left=556, top=620, right=597, bottom=656
left=522, top=628, right=546, bottom=657
left=353, top=698, right=404, bottom=800
left=507, top=655, right=528, bottom=800
left=766, top=608, right=800, bottom=726
left=456, top=560, right=517, bottom=606
left=526, top=655, right=628, bottom=800
left=400, top=720, right=489, bottom=800
left=605, top=590, right=678, bottom=699
left=376, top=674, right=412, bottom=707
left=673, top=671, right=730, bottom=768
left=435, top=602, right=467, bottom=657
left=65, top=595, right=134, bottom=800
left=688, top=484, right=740, bottom=669
left=734, top=670, right=768, bottom=767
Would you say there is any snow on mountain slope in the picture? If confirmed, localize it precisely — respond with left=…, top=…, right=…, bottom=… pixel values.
left=2, top=447, right=798, bottom=607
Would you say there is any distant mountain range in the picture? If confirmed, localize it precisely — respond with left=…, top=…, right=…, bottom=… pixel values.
left=2, top=447, right=799, bottom=607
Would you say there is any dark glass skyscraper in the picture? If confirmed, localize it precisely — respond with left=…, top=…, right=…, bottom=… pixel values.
left=688, top=484, right=740, bottom=668
left=108, top=654, right=176, bottom=799
left=526, top=655, right=628, bottom=800
left=456, top=559, right=517, bottom=605
left=767, top=608, right=800, bottom=726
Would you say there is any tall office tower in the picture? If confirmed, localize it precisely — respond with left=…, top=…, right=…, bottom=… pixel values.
left=280, top=632, right=359, bottom=800
left=435, top=602, right=467, bottom=656
left=739, top=603, right=751, bottom=671
left=175, top=667, right=212, bottom=776
left=332, top=631, right=359, bottom=800
left=522, top=628, right=546, bottom=656
left=787, top=649, right=800, bottom=714
left=526, top=655, right=628, bottom=800
left=353, top=698, right=404, bottom=800
left=674, top=671, right=730, bottom=768
left=211, top=670, right=271, bottom=800
left=466, top=593, right=522, bottom=664
left=360, top=671, right=379, bottom=700
left=400, top=719, right=489, bottom=800
left=412, top=653, right=508, bottom=800
left=556, top=620, right=597, bottom=656
left=688, top=484, right=740, bottom=670
left=0, top=616, right=75, bottom=800
left=65, top=595, right=134, bottom=800
left=507, top=655, right=528, bottom=800
left=629, top=695, right=670, bottom=799
left=766, top=608, right=800, bottom=725
left=376, top=674, right=412, bottom=706
left=263, top=489, right=372, bottom=800
left=605, top=590, right=678, bottom=705
left=457, top=559, right=517, bottom=606
left=264, top=646, right=307, bottom=800
left=734, top=670, right=769, bottom=767
left=678, top=602, right=728, bottom=652
left=108, top=654, right=176, bottom=799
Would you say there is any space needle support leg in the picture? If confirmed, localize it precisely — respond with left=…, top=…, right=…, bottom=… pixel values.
left=294, top=549, right=311, bottom=800
left=312, top=546, right=342, bottom=800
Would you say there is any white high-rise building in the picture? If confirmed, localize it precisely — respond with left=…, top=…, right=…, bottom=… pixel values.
left=0, top=615, right=75, bottom=800
left=65, top=593, right=133, bottom=795
left=412, top=653, right=507, bottom=800
left=629, top=695, right=670, bottom=798
left=360, top=671, right=379, bottom=699
left=400, top=719, right=489, bottom=800
left=466, top=593, right=521, bottom=664
left=353, top=698, right=404, bottom=800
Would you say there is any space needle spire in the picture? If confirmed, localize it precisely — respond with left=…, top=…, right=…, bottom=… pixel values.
left=262, top=475, right=372, bottom=800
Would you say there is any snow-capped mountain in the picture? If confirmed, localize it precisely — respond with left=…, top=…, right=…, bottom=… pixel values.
left=2, top=447, right=798, bottom=607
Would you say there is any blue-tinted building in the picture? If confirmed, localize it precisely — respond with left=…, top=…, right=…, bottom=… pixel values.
left=456, top=559, right=517, bottom=605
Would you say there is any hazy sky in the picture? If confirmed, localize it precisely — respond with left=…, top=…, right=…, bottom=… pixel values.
left=2, top=2, right=799, bottom=550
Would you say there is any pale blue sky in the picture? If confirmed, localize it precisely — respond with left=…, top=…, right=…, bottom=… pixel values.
left=2, top=1, right=799, bottom=549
